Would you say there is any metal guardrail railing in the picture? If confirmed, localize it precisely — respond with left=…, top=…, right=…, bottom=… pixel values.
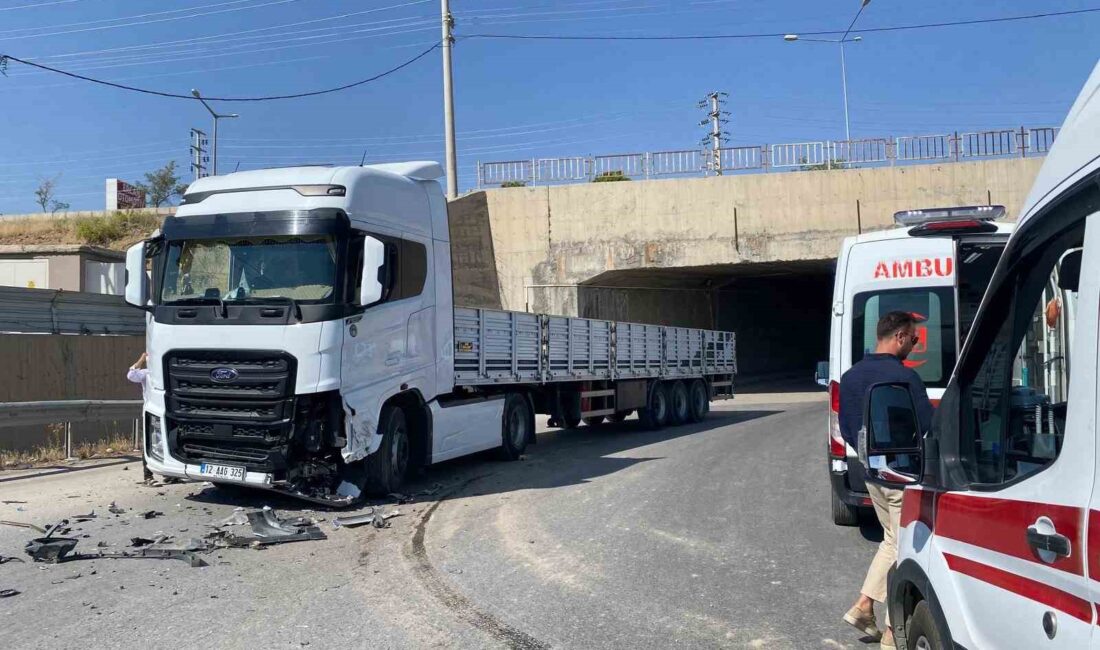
left=476, top=125, right=1059, bottom=187
left=0, top=286, right=145, bottom=335
left=0, top=400, right=143, bottom=459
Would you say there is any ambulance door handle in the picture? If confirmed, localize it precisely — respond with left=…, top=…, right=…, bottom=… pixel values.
left=1027, top=527, right=1071, bottom=558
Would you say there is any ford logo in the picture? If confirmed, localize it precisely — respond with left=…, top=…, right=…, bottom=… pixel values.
left=210, top=367, right=239, bottom=383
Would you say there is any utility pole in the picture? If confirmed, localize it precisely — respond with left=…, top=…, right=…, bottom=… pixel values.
left=441, top=0, right=458, bottom=199
left=190, top=128, right=209, bottom=180
left=698, top=91, right=729, bottom=175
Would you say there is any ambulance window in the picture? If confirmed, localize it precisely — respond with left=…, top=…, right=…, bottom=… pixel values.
left=958, top=223, right=1084, bottom=486
left=851, top=288, right=956, bottom=388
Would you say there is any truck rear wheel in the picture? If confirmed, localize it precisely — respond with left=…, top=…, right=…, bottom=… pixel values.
left=364, top=405, right=410, bottom=495
left=669, top=381, right=690, bottom=425
left=831, top=489, right=860, bottom=527
left=498, top=393, right=532, bottom=460
left=687, top=379, right=709, bottom=423
left=638, top=382, right=669, bottom=430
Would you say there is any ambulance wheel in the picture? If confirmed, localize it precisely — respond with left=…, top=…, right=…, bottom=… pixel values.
left=498, top=393, right=532, bottom=460
left=364, top=405, right=409, bottom=495
left=687, top=379, right=709, bottom=423
left=582, top=416, right=605, bottom=427
left=638, top=382, right=670, bottom=430
left=831, top=490, right=860, bottom=527
left=669, top=381, right=690, bottom=425
left=906, top=601, right=946, bottom=650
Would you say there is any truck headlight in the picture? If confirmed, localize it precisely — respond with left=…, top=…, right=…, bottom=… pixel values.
left=146, top=414, right=164, bottom=462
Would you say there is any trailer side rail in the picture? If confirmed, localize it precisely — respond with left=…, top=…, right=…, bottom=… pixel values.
left=454, top=307, right=736, bottom=386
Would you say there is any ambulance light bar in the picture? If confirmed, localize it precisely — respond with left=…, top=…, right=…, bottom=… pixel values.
left=894, top=205, right=1005, bottom=226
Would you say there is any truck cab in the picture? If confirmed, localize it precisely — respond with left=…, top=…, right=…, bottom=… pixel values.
left=860, top=59, right=1099, bottom=649
left=825, top=208, right=1014, bottom=525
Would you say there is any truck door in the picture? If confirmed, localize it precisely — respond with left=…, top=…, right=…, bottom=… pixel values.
left=928, top=214, right=1096, bottom=649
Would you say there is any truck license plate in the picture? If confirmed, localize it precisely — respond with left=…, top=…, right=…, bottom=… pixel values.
left=199, top=463, right=245, bottom=482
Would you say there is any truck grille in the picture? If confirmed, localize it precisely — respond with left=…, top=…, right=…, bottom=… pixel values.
left=164, top=350, right=297, bottom=472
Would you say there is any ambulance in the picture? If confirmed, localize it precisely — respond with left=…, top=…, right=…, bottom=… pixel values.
left=859, top=59, right=1099, bottom=649
left=823, top=207, right=1014, bottom=525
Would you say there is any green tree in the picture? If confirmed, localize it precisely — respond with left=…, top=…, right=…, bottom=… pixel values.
left=592, top=170, right=630, bottom=182
left=135, top=161, right=188, bottom=207
left=501, top=180, right=527, bottom=188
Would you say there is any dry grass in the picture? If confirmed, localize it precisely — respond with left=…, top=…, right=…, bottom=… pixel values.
left=0, top=428, right=138, bottom=470
left=0, top=210, right=164, bottom=250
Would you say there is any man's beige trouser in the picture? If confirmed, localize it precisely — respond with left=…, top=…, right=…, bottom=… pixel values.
left=861, top=483, right=904, bottom=627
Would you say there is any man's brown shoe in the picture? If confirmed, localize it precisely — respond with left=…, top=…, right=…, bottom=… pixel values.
left=842, top=606, right=882, bottom=639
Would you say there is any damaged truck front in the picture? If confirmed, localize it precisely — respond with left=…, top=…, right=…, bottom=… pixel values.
left=125, top=162, right=738, bottom=507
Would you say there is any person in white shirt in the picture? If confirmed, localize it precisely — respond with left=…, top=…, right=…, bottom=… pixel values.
left=126, top=352, right=152, bottom=481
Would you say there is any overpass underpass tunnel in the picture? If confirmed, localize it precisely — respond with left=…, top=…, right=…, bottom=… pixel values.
left=576, top=262, right=834, bottom=380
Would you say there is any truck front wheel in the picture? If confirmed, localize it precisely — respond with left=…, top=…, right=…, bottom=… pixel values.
left=364, top=405, right=410, bottom=495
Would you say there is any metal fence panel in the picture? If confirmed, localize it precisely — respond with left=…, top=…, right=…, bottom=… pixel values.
left=592, top=153, right=645, bottom=179
left=770, top=141, right=826, bottom=168
left=536, top=157, right=588, bottom=183
left=479, top=160, right=532, bottom=186
left=1030, top=127, right=1059, bottom=154
left=896, top=133, right=953, bottom=161
left=961, top=129, right=1016, bottom=158
left=835, top=138, right=890, bottom=165
left=718, top=146, right=763, bottom=172
left=648, top=150, right=704, bottom=177
left=0, top=286, right=145, bottom=335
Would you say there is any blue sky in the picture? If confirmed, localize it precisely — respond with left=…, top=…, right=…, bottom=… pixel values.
left=0, top=0, right=1095, bottom=213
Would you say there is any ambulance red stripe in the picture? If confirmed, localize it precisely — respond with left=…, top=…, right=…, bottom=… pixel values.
left=944, top=553, right=1093, bottom=623
left=935, top=494, right=1084, bottom=576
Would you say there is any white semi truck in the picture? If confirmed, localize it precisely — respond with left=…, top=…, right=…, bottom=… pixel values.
left=123, top=162, right=737, bottom=505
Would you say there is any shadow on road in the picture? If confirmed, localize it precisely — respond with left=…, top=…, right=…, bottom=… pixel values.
left=181, top=408, right=784, bottom=512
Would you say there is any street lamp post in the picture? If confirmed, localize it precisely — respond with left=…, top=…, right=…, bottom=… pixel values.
left=784, top=0, right=870, bottom=143
left=191, top=89, right=239, bottom=176
left=783, top=34, right=861, bottom=143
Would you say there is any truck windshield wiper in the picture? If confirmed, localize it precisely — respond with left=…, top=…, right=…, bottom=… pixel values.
left=166, top=296, right=228, bottom=317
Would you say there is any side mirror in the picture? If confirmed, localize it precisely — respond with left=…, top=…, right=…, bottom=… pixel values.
left=359, top=236, right=386, bottom=306
left=857, top=382, right=923, bottom=486
left=814, top=361, right=829, bottom=388
left=124, top=242, right=149, bottom=309
left=1058, top=249, right=1082, bottom=292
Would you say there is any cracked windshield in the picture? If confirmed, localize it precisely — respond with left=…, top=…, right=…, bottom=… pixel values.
left=160, top=235, right=337, bottom=303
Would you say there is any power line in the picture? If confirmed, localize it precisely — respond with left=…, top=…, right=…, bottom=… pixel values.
left=461, top=6, right=1100, bottom=40
left=0, top=43, right=441, bottom=102
left=0, top=0, right=87, bottom=10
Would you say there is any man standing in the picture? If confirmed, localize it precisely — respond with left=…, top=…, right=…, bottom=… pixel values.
left=839, top=311, right=934, bottom=649
left=126, top=352, right=153, bottom=482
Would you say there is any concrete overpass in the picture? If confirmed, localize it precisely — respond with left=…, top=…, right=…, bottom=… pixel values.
left=448, top=157, right=1044, bottom=376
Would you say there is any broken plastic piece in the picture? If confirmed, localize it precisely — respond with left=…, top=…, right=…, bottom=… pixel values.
left=108, top=502, right=125, bottom=515
left=96, top=548, right=209, bottom=567
left=0, top=520, right=46, bottom=534
left=71, top=512, right=96, bottom=522
left=246, top=508, right=326, bottom=544
left=0, top=555, right=25, bottom=564
left=130, top=537, right=156, bottom=548
left=0, top=589, right=19, bottom=598
left=331, top=508, right=376, bottom=529
left=209, top=508, right=249, bottom=528
left=141, top=510, right=164, bottom=520
left=24, top=537, right=79, bottom=563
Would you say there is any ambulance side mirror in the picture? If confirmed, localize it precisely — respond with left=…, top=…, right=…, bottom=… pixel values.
left=858, top=382, right=923, bottom=486
left=359, top=235, right=387, bottom=307
left=1058, top=249, right=1082, bottom=292
left=124, top=241, right=150, bottom=310
left=814, top=361, right=829, bottom=388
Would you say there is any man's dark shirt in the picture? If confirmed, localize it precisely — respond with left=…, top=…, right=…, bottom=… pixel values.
left=838, top=352, right=934, bottom=449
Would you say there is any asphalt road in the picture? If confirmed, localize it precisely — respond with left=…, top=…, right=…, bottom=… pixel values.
left=0, top=387, right=885, bottom=649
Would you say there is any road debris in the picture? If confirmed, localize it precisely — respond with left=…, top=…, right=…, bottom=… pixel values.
left=388, top=492, right=410, bottom=504
left=108, top=502, right=126, bottom=515
left=0, top=555, right=25, bottom=564
left=129, top=537, right=158, bottom=547
left=0, top=520, right=46, bottom=534
left=141, top=510, right=164, bottom=520
left=246, top=508, right=326, bottom=543
left=331, top=508, right=376, bottom=529
left=0, top=589, right=19, bottom=598
left=71, top=512, right=96, bottom=522
left=24, top=537, right=79, bottom=563
left=2, top=500, right=28, bottom=505
left=208, top=508, right=249, bottom=528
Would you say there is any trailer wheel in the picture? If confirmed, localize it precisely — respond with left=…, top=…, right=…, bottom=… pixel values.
left=638, top=382, right=669, bottom=430
left=364, top=405, right=409, bottom=495
left=669, top=381, right=690, bottom=425
left=687, top=379, right=709, bottom=423
left=582, top=416, right=605, bottom=427
left=498, top=393, right=532, bottom=460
